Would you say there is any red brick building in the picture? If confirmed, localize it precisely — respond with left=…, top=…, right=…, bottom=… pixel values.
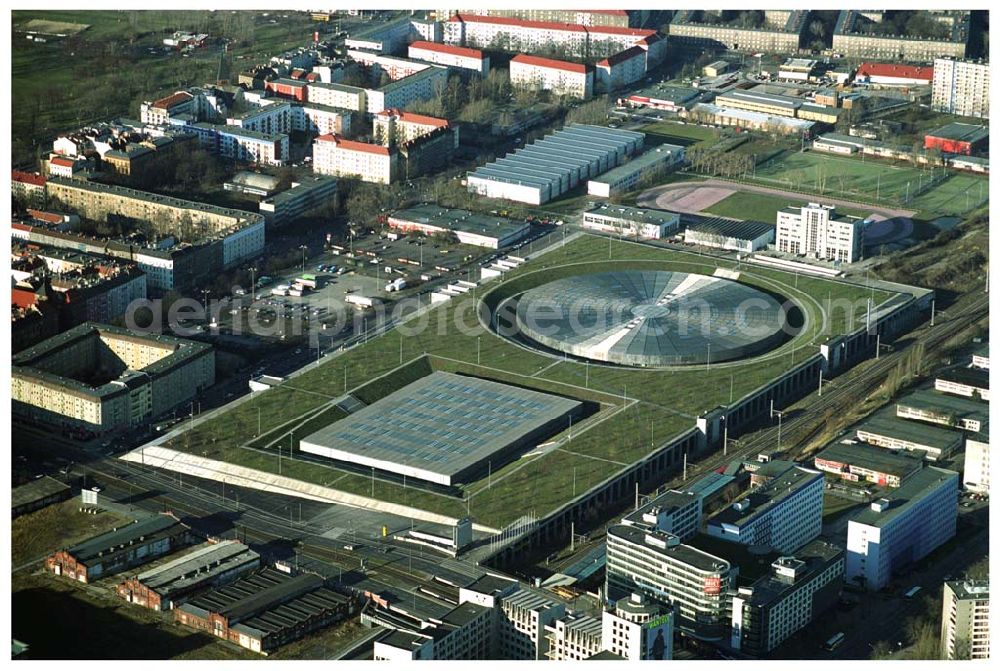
left=924, top=122, right=989, bottom=156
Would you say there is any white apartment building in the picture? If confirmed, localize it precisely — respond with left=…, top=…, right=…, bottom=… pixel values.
left=139, top=91, right=196, bottom=126
left=312, top=134, right=396, bottom=184
left=306, top=82, right=367, bottom=112
left=932, top=58, right=990, bottom=119
left=346, top=49, right=431, bottom=82
left=498, top=587, right=566, bottom=660
left=364, top=67, right=450, bottom=114
left=587, top=25, right=663, bottom=61
left=596, top=46, right=647, bottom=92
left=601, top=593, right=673, bottom=660
left=293, top=104, right=352, bottom=137
left=941, top=581, right=990, bottom=660
left=446, top=14, right=589, bottom=56
left=706, top=465, right=824, bottom=554
left=212, top=125, right=289, bottom=166
left=510, top=54, right=594, bottom=100
left=408, top=40, right=490, bottom=76
left=776, top=203, right=864, bottom=264
left=373, top=109, right=451, bottom=147
left=605, top=525, right=735, bottom=641
left=226, top=101, right=293, bottom=136
left=963, top=430, right=990, bottom=493
left=845, top=467, right=959, bottom=591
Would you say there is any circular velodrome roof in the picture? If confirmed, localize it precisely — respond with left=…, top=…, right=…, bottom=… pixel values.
left=514, top=270, right=786, bottom=366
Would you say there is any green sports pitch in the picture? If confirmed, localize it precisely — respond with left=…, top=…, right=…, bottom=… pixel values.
left=164, top=235, right=898, bottom=528
left=752, top=150, right=988, bottom=217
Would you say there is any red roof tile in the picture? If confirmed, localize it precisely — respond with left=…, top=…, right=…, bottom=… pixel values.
left=316, top=135, right=391, bottom=156
left=12, top=288, right=39, bottom=309
left=50, top=156, right=76, bottom=168
left=511, top=54, right=589, bottom=75
left=27, top=209, right=64, bottom=224
left=857, top=62, right=933, bottom=81
left=597, top=45, right=647, bottom=68
left=152, top=91, right=194, bottom=110
left=12, top=171, right=46, bottom=187
left=375, top=109, right=450, bottom=128
left=409, top=40, right=484, bottom=60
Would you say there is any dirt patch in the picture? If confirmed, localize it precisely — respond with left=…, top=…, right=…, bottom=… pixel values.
left=21, top=19, right=90, bottom=35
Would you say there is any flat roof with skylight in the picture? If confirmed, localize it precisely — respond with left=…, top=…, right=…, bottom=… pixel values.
left=299, top=372, right=584, bottom=486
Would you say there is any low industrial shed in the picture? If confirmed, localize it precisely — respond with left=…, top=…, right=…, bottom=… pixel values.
left=175, top=568, right=353, bottom=654
left=45, top=513, right=193, bottom=583
left=116, top=540, right=260, bottom=611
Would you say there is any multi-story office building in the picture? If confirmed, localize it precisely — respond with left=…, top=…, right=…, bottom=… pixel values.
left=408, top=40, right=490, bottom=76
left=668, top=10, right=809, bottom=53
left=706, top=464, right=824, bottom=554
left=510, top=54, right=594, bottom=100
left=776, top=203, right=864, bottom=264
left=846, top=466, right=959, bottom=591
left=600, top=593, right=673, bottom=660
left=941, top=580, right=990, bottom=660
left=497, top=586, right=566, bottom=660
left=730, top=540, right=845, bottom=656
left=620, top=487, right=702, bottom=540
left=312, top=135, right=397, bottom=184
left=544, top=614, right=603, bottom=661
left=606, top=525, right=736, bottom=641
left=963, top=427, right=990, bottom=493
left=833, top=10, right=969, bottom=60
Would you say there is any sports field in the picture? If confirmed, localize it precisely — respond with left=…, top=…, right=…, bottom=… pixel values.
left=639, top=121, right=720, bottom=148
left=164, top=235, right=896, bottom=528
left=704, top=191, right=872, bottom=223
left=751, top=150, right=988, bottom=217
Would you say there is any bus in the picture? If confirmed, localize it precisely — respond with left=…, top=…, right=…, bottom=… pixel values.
left=823, top=632, right=845, bottom=651
left=904, top=586, right=922, bottom=599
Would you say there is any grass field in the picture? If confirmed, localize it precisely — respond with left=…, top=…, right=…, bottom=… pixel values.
left=639, top=121, right=720, bottom=148
left=749, top=150, right=988, bottom=217
left=163, top=234, right=896, bottom=528
left=12, top=500, right=130, bottom=568
left=703, top=191, right=874, bottom=223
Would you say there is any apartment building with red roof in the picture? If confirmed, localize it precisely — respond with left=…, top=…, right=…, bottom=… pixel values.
left=312, top=134, right=398, bottom=184
left=856, top=62, right=934, bottom=87
left=408, top=40, right=490, bottom=76
left=510, top=54, right=594, bottom=100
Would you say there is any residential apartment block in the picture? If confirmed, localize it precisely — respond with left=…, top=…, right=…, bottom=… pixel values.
left=668, top=10, right=809, bottom=53
left=932, top=58, right=990, bottom=119
left=596, top=46, right=647, bottom=92
left=845, top=467, right=959, bottom=590
left=963, top=427, right=990, bottom=494
left=776, top=203, right=863, bottom=264
left=12, top=323, right=215, bottom=433
left=306, top=82, right=367, bottom=112
left=509, top=54, right=594, bottom=100
left=941, top=580, right=990, bottom=660
left=373, top=109, right=452, bottom=148
left=313, top=134, right=397, bottom=184
left=408, top=41, right=490, bottom=77
left=832, top=10, right=969, bottom=60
